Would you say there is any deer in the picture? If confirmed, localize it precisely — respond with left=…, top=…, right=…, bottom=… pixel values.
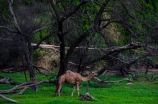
left=54, top=70, right=97, bottom=97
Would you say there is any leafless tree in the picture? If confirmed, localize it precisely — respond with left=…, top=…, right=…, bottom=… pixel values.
left=0, top=0, right=52, bottom=90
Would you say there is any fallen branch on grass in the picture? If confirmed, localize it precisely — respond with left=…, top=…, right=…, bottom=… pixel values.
left=0, top=94, right=22, bottom=103
left=0, top=80, right=49, bottom=94
left=93, top=77, right=133, bottom=83
left=136, top=75, right=158, bottom=82
left=0, top=77, right=21, bottom=85
left=127, top=72, right=158, bottom=82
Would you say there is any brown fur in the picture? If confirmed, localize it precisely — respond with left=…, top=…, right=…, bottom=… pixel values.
left=54, top=70, right=96, bottom=97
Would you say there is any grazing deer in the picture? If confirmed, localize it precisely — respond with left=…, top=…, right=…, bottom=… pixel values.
left=54, top=70, right=96, bottom=97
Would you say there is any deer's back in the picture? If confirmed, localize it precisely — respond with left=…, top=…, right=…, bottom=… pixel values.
left=65, top=70, right=81, bottom=84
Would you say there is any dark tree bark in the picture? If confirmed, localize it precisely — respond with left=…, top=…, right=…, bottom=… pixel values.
left=50, top=0, right=92, bottom=78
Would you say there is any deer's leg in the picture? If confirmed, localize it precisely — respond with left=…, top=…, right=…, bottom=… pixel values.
left=54, top=85, right=59, bottom=97
left=58, top=84, right=63, bottom=97
left=60, top=87, right=63, bottom=93
left=71, top=84, right=76, bottom=96
left=76, top=82, right=80, bottom=96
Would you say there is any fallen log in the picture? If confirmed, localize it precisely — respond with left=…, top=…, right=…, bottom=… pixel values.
left=0, top=80, right=49, bottom=94
left=0, top=94, right=22, bottom=103
left=93, top=77, right=132, bottom=83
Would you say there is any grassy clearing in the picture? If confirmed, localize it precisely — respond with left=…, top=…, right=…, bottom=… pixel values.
left=0, top=72, right=158, bottom=104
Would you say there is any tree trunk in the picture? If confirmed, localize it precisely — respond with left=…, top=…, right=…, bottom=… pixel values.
left=23, top=37, right=37, bottom=91
left=56, top=21, right=67, bottom=78
left=28, top=38, right=37, bottom=91
left=145, top=59, right=149, bottom=74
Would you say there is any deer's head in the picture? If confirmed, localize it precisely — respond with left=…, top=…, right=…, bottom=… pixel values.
left=89, top=71, right=98, bottom=77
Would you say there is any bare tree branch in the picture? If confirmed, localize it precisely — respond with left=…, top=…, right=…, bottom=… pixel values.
left=8, top=0, right=21, bottom=33
left=87, top=43, right=141, bottom=65
left=50, top=0, right=60, bottom=19
left=0, top=94, right=22, bottom=103
left=0, top=26, right=17, bottom=33
left=61, top=0, right=90, bottom=22
left=31, top=21, right=51, bottom=35
left=0, top=80, right=49, bottom=94
left=137, top=3, right=158, bottom=18
left=93, top=77, right=132, bottom=83
left=33, top=30, right=58, bottom=50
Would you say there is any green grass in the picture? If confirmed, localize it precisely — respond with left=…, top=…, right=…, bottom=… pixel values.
left=0, top=72, right=158, bottom=104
